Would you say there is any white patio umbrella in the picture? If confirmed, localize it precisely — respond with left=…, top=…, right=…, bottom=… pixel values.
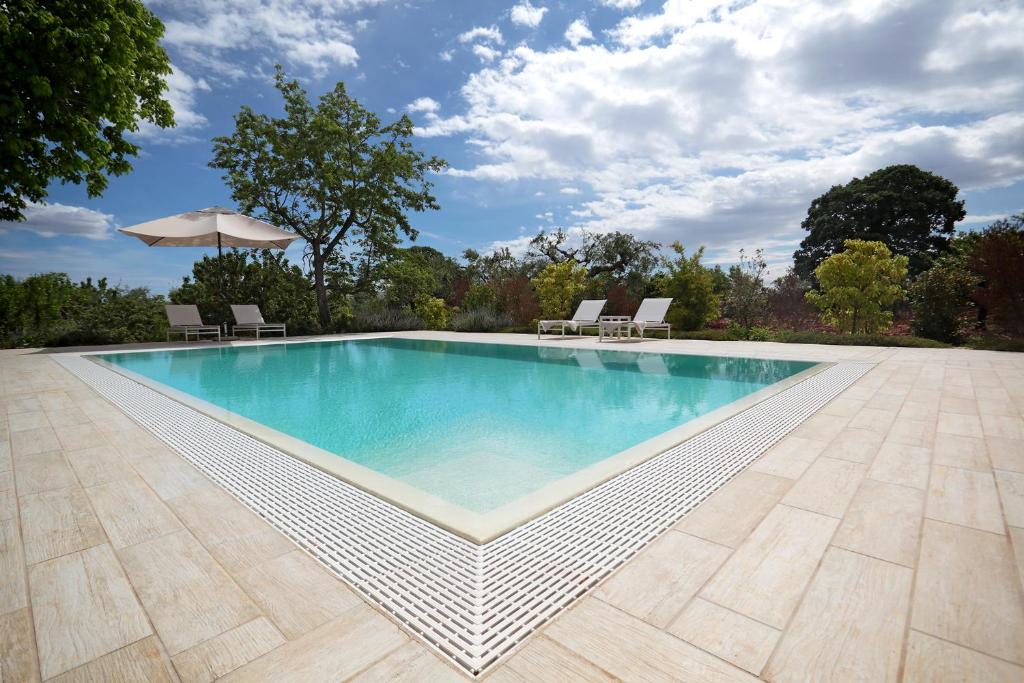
left=118, top=206, right=300, bottom=329
left=118, top=206, right=298, bottom=255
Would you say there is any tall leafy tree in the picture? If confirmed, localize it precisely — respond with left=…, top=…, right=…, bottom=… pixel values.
left=0, top=0, right=174, bottom=220
left=793, top=165, right=965, bottom=279
left=528, top=228, right=659, bottom=279
left=657, top=242, right=719, bottom=331
left=969, top=214, right=1024, bottom=336
left=211, top=67, right=447, bottom=329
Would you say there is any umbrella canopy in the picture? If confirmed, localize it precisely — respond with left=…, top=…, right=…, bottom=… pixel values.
left=118, top=206, right=298, bottom=250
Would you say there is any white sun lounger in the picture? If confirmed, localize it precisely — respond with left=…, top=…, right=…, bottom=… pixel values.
left=165, top=305, right=221, bottom=342
left=537, top=299, right=606, bottom=339
left=598, top=298, right=673, bottom=341
left=231, top=305, right=286, bottom=339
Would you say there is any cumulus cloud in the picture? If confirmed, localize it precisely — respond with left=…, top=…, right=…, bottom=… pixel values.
left=458, top=25, right=504, bottom=44
left=407, top=97, right=441, bottom=114
left=134, top=65, right=210, bottom=142
left=423, top=0, right=1024, bottom=252
left=0, top=203, right=116, bottom=241
left=155, top=0, right=381, bottom=75
left=472, top=44, right=502, bottom=63
left=510, top=1, right=548, bottom=28
left=600, top=0, right=643, bottom=9
left=564, top=18, right=593, bottom=47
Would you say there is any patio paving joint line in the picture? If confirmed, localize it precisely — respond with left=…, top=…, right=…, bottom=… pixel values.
left=55, top=353, right=872, bottom=675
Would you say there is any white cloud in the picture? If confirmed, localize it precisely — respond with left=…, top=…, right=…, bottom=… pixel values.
left=600, top=0, right=643, bottom=9
left=0, top=203, right=116, bottom=241
left=156, top=0, right=381, bottom=75
left=472, top=44, right=502, bottom=63
left=439, top=49, right=454, bottom=62
left=510, top=1, right=548, bottom=28
left=458, top=25, right=504, bottom=44
left=407, top=97, right=441, bottom=114
left=424, top=0, right=1024, bottom=252
left=560, top=187, right=581, bottom=195
left=564, top=18, right=593, bottom=47
left=134, top=66, right=209, bottom=142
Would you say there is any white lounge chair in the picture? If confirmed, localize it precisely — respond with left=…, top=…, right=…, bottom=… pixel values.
left=231, top=305, right=286, bottom=339
left=598, top=298, right=673, bottom=341
left=165, top=305, right=221, bottom=342
left=537, top=299, right=607, bottom=339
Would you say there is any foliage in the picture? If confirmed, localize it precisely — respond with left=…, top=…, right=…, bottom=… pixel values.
left=969, top=214, right=1024, bottom=337
left=463, top=247, right=533, bottom=283
left=462, top=282, right=497, bottom=312
left=658, top=242, right=719, bottom=331
left=350, top=299, right=424, bottom=332
left=494, top=276, right=540, bottom=326
left=966, top=336, right=1024, bottom=353
left=450, top=307, right=513, bottom=332
left=412, top=295, right=449, bottom=330
left=722, top=249, right=769, bottom=331
left=528, top=228, right=659, bottom=279
left=210, top=66, right=446, bottom=329
left=908, top=266, right=976, bottom=343
left=806, top=240, right=909, bottom=335
left=768, top=269, right=816, bottom=330
left=793, top=165, right=965, bottom=280
left=531, top=261, right=588, bottom=320
left=604, top=283, right=640, bottom=316
left=170, top=250, right=319, bottom=335
left=0, top=0, right=174, bottom=220
left=0, top=273, right=166, bottom=348
left=746, top=326, right=774, bottom=342
left=772, top=330, right=949, bottom=348
left=383, top=254, right=437, bottom=309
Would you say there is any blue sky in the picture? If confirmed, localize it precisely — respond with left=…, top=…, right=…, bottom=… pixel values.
left=2, top=0, right=1022, bottom=292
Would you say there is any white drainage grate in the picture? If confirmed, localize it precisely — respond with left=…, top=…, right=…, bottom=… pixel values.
left=57, top=354, right=871, bottom=675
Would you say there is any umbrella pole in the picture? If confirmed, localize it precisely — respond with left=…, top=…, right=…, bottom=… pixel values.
left=217, top=233, right=226, bottom=336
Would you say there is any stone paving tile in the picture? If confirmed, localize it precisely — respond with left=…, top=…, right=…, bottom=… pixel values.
left=19, top=487, right=106, bottom=565
left=63, top=445, right=133, bottom=488
left=544, top=598, right=756, bottom=683
left=700, top=505, right=838, bottom=629
left=668, top=597, right=780, bottom=675
left=933, top=434, right=991, bottom=472
left=50, top=637, right=176, bottom=683
left=675, top=470, right=792, bottom=548
left=868, top=442, right=932, bottom=490
left=832, top=478, right=925, bottom=567
left=28, top=544, right=152, bottom=680
left=911, top=520, right=1024, bottom=665
left=748, top=436, right=827, bottom=479
left=0, top=517, right=28, bottom=614
left=987, top=436, right=1024, bottom=473
left=938, top=412, right=985, bottom=438
left=85, top=476, right=183, bottom=549
left=594, top=529, right=730, bottom=628
left=823, top=427, right=884, bottom=464
left=0, top=608, right=40, bottom=683
left=350, top=640, right=468, bottom=682
left=763, top=547, right=912, bottom=683
left=118, top=529, right=262, bottom=656
left=903, top=630, right=1024, bottom=683
left=170, top=617, right=286, bottom=683
left=780, top=456, right=866, bottom=518
left=219, top=604, right=407, bottom=683
left=995, top=470, right=1024, bottom=527
left=926, top=465, right=1005, bottom=534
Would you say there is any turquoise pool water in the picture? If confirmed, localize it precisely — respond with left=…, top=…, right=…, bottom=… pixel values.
left=99, top=338, right=814, bottom=512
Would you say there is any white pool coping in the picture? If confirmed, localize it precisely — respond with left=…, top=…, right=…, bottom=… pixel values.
left=56, top=335, right=872, bottom=675
left=83, top=336, right=828, bottom=543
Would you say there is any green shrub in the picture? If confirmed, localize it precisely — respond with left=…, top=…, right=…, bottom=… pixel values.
left=658, top=242, right=719, bottom=330
left=806, top=240, right=908, bottom=334
left=532, top=262, right=587, bottom=320
left=772, top=330, right=949, bottom=348
left=462, top=282, right=497, bottom=311
left=966, top=336, right=1024, bottom=353
left=747, top=326, right=773, bottom=342
left=413, top=295, right=449, bottom=330
left=351, top=302, right=424, bottom=332
left=451, top=307, right=512, bottom=332
left=908, top=266, right=975, bottom=343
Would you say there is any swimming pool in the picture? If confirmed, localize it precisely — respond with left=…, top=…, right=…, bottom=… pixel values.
left=95, top=337, right=819, bottom=541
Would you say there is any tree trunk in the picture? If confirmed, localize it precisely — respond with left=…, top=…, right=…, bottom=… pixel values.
left=311, top=248, right=331, bottom=331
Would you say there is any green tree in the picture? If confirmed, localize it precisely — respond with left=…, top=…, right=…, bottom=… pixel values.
left=383, top=254, right=437, bottom=309
left=210, top=66, right=446, bottom=329
left=0, top=0, right=174, bottom=220
left=532, top=261, right=587, bottom=320
left=806, top=240, right=909, bottom=334
left=462, top=282, right=497, bottom=311
left=528, top=228, right=659, bottom=279
left=723, top=249, right=769, bottom=332
left=171, top=250, right=319, bottom=335
left=909, top=266, right=976, bottom=343
left=794, top=165, right=965, bottom=280
left=658, top=243, right=718, bottom=331
left=969, top=214, right=1024, bottom=336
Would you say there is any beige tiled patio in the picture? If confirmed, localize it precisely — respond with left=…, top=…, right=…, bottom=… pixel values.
left=1, top=334, right=1023, bottom=681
